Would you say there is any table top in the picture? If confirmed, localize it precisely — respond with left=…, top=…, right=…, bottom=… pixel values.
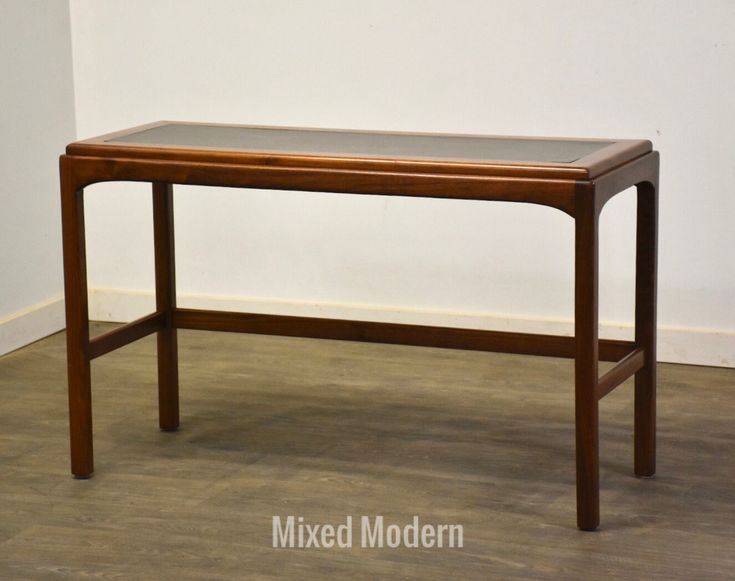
left=67, top=121, right=652, bottom=180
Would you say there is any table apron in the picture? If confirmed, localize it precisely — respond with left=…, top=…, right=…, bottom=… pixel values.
left=62, top=155, right=579, bottom=215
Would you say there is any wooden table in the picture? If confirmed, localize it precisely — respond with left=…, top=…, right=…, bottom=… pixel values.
left=60, top=121, right=658, bottom=530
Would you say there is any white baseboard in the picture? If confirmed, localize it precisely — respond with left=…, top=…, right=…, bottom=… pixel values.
left=88, top=288, right=735, bottom=368
left=0, top=296, right=66, bottom=357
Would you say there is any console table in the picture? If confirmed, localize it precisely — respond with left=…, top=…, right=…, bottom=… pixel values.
left=60, top=121, right=658, bottom=530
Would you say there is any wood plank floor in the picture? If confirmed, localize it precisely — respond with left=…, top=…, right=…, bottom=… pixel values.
left=0, top=323, right=734, bottom=579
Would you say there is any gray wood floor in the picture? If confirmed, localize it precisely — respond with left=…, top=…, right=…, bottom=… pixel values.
left=0, top=323, right=734, bottom=580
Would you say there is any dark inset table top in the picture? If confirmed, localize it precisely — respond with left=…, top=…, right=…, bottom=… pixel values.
left=67, top=121, right=652, bottom=180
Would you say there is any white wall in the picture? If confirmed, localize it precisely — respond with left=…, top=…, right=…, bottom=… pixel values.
left=68, top=0, right=735, bottom=366
left=0, top=0, right=76, bottom=355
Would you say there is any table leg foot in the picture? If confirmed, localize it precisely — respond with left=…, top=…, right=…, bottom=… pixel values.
left=574, top=185, right=600, bottom=531
left=153, top=182, right=180, bottom=431
left=61, top=157, right=95, bottom=480
left=634, top=180, right=658, bottom=478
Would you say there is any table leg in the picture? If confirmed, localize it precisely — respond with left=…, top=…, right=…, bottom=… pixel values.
left=153, top=183, right=179, bottom=430
left=634, top=181, right=658, bottom=476
left=574, top=190, right=600, bottom=530
left=61, top=161, right=93, bottom=478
